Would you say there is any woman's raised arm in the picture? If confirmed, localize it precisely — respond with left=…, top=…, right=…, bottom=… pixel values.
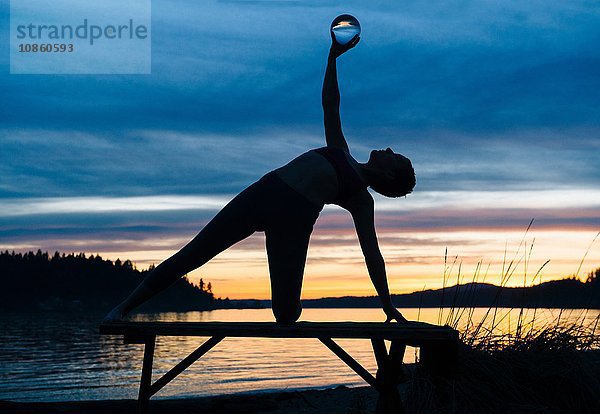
left=322, top=33, right=359, bottom=152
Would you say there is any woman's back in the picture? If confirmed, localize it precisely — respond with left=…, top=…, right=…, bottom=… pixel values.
left=272, top=148, right=365, bottom=207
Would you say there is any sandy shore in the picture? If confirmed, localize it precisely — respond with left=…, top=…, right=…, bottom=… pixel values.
left=0, top=386, right=379, bottom=414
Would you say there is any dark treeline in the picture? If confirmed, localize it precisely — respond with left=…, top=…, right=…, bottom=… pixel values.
left=0, top=250, right=231, bottom=312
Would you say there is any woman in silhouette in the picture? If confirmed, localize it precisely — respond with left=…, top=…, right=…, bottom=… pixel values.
left=105, top=33, right=415, bottom=324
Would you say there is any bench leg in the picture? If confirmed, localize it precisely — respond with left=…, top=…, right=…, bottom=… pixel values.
left=137, top=336, right=156, bottom=414
left=372, top=339, right=406, bottom=414
left=419, top=339, right=458, bottom=379
left=419, top=338, right=459, bottom=408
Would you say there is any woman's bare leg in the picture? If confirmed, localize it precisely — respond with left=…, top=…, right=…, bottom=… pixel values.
left=103, top=184, right=263, bottom=321
left=265, top=225, right=312, bottom=324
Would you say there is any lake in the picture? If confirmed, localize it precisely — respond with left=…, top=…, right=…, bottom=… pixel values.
left=0, top=307, right=597, bottom=402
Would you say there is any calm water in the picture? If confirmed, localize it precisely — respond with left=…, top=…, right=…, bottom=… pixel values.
left=0, top=307, right=597, bottom=402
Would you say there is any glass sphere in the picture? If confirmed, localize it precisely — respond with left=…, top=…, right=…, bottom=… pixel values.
left=330, top=14, right=361, bottom=45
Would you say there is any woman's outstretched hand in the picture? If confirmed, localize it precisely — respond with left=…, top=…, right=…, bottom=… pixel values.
left=384, top=306, right=409, bottom=324
left=330, top=32, right=360, bottom=58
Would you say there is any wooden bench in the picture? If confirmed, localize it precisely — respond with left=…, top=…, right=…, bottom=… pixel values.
left=99, top=321, right=459, bottom=414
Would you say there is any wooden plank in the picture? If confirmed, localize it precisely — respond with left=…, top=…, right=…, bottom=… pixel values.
left=319, top=337, right=378, bottom=389
left=100, top=321, right=457, bottom=345
left=371, top=339, right=406, bottom=414
left=149, top=335, right=224, bottom=397
left=137, top=337, right=155, bottom=414
left=124, top=334, right=152, bottom=344
left=371, top=338, right=388, bottom=370
left=388, top=341, right=406, bottom=383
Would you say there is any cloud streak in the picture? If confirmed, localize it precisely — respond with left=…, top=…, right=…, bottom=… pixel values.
left=2, top=187, right=599, bottom=217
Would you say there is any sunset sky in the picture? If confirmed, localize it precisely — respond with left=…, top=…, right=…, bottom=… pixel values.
left=1, top=1, right=599, bottom=299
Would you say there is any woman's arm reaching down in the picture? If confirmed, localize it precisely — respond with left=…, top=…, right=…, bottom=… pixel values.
left=347, top=193, right=408, bottom=324
left=322, top=33, right=359, bottom=152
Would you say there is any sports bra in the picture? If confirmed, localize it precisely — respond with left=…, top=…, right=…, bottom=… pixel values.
left=312, top=146, right=367, bottom=204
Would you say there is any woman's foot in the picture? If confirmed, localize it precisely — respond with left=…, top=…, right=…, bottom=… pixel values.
left=102, top=304, right=127, bottom=323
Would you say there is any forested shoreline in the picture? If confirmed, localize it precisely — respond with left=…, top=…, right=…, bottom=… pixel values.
left=0, top=250, right=228, bottom=312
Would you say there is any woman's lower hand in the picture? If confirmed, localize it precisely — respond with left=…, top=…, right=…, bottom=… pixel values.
left=384, top=306, right=409, bottom=324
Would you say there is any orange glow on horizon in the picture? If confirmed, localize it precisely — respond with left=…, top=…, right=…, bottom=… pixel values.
left=85, top=228, right=600, bottom=300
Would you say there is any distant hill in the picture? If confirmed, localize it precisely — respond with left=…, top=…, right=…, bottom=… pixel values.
left=238, top=270, right=600, bottom=310
left=302, top=274, right=599, bottom=309
left=0, top=250, right=226, bottom=312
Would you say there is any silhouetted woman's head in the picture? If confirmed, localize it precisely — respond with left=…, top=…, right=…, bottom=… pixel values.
left=365, top=148, right=416, bottom=197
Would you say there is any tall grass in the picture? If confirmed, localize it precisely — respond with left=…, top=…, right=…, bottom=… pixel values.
left=406, top=225, right=600, bottom=413
left=434, top=221, right=599, bottom=351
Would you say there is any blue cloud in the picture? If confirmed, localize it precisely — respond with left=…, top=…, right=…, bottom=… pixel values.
left=1, top=0, right=599, bottom=255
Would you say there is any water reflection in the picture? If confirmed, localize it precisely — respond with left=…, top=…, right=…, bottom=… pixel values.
left=0, top=308, right=597, bottom=402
